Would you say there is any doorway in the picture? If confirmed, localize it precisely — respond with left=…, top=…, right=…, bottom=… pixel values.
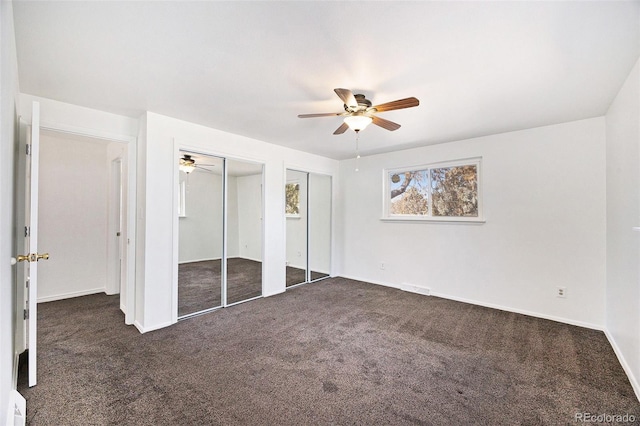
left=14, top=112, right=137, bottom=387
left=36, top=130, right=130, bottom=306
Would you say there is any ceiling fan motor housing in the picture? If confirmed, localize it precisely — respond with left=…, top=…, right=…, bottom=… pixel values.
left=344, top=94, right=372, bottom=112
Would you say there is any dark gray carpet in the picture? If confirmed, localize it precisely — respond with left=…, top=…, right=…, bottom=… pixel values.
left=178, top=258, right=262, bottom=317
left=18, top=278, right=640, bottom=425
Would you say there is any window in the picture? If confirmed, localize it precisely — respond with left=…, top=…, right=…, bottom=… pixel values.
left=383, top=158, right=483, bottom=222
left=285, top=181, right=300, bottom=217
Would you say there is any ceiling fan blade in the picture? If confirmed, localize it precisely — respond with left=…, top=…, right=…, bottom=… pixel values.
left=333, top=122, right=349, bottom=135
left=298, top=112, right=344, bottom=118
left=195, top=165, right=214, bottom=172
left=334, top=88, right=358, bottom=109
left=372, top=115, right=401, bottom=131
left=371, top=97, right=419, bottom=113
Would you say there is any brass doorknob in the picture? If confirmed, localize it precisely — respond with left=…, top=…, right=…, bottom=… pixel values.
left=36, top=253, right=49, bottom=261
left=15, top=253, right=49, bottom=262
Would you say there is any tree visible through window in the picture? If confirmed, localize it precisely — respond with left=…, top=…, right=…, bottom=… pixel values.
left=386, top=159, right=480, bottom=220
left=390, top=171, right=429, bottom=215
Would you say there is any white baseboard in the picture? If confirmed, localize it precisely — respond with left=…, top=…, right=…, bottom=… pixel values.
left=6, top=390, right=26, bottom=426
left=230, top=255, right=262, bottom=263
left=178, top=257, right=220, bottom=265
left=286, top=262, right=305, bottom=270
left=604, top=329, right=640, bottom=402
left=134, top=319, right=174, bottom=334
left=264, top=288, right=286, bottom=298
left=429, top=291, right=604, bottom=331
left=37, top=287, right=106, bottom=303
left=339, top=274, right=604, bottom=331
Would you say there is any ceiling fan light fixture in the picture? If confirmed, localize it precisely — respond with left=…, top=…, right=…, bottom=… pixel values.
left=344, top=114, right=373, bottom=132
left=180, top=163, right=195, bottom=174
left=179, top=155, right=196, bottom=174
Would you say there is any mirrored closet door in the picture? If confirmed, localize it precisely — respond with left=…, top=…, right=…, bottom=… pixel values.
left=285, top=169, right=331, bottom=287
left=178, top=151, right=263, bottom=319
left=308, top=173, right=331, bottom=281
left=285, top=170, right=308, bottom=286
left=177, top=152, right=224, bottom=317
left=226, top=159, right=263, bottom=305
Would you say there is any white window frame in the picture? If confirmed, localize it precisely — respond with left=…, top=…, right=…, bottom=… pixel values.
left=381, top=157, right=484, bottom=223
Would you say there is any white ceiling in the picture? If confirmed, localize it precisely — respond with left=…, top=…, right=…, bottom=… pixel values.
left=13, top=1, right=640, bottom=160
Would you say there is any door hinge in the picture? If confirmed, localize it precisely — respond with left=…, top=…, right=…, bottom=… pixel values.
left=25, top=226, right=30, bottom=237
left=26, top=144, right=31, bottom=155
left=23, top=309, right=29, bottom=320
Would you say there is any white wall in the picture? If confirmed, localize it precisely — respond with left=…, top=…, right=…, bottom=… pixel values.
left=339, top=117, right=607, bottom=328
left=137, top=112, right=338, bottom=332
left=1, top=0, right=20, bottom=423
left=605, top=57, right=640, bottom=399
left=37, top=131, right=111, bottom=301
left=237, top=173, right=263, bottom=262
left=178, top=169, right=224, bottom=263
left=286, top=170, right=308, bottom=270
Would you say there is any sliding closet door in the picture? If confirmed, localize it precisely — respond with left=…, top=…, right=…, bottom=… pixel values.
left=177, top=152, right=224, bottom=318
left=285, top=170, right=308, bottom=286
left=308, top=173, right=331, bottom=281
left=226, top=159, right=263, bottom=305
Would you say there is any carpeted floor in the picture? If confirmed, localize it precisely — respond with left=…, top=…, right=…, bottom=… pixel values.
left=178, top=258, right=262, bottom=317
left=18, top=278, right=640, bottom=425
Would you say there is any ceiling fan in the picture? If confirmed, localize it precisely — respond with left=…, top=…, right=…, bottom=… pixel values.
left=179, top=154, right=215, bottom=174
left=298, top=88, right=419, bottom=134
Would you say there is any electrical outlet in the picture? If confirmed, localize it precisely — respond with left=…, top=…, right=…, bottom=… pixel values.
left=557, top=286, right=567, bottom=298
left=297, top=251, right=301, bottom=257
left=380, top=262, right=386, bottom=270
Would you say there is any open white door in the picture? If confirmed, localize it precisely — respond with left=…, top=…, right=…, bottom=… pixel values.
left=14, top=102, right=47, bottom=387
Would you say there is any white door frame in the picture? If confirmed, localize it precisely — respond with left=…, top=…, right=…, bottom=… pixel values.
left=107, top=157, right=123, bottom=297
left=39, top=122, right=137, bottom=325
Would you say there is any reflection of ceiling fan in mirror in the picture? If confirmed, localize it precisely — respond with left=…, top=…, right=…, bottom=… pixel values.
left=179, top=154, right=216, bottom=174
left=298, top=88, right=419, bottom=134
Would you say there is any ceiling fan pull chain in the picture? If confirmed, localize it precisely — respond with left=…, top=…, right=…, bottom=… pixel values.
left=355, top=133, right=360, bottom=172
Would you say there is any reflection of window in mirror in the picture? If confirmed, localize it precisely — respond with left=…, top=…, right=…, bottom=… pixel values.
left=178, top=180, right=186, bottom=217
left=285, top=181, right=300, bottom=218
